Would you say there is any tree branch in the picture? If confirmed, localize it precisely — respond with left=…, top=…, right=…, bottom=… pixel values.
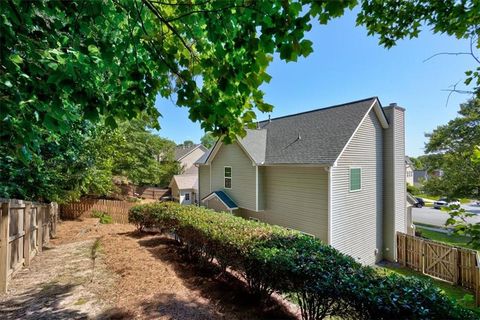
left=423, top=52, right=472, bottom=63
left=143, top=0, right=197, bottom=59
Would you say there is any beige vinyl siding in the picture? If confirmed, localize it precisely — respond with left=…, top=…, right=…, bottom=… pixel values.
left=198, top=165, right=210, bottom=201
left=180, top=147, right=206, bottom=173
left=170, top=179, right=180, bottom=201
left=392, top=108, right=407, bottom=234
left=237, top=166, right=328, bottom=242
left=205, top=197, right=230, bottom=212
left=331, top=109, right=383, bottom=265
left=210, top=142, right=256, bottom=210
left=383, top=106, right=406, bottom=261
left=257, top=166, right=266, bottom=211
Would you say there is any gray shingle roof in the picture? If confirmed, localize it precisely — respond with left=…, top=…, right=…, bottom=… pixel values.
left=175, top=144, right=206, bottom=160
left=197, top=97, right=384, bottom=166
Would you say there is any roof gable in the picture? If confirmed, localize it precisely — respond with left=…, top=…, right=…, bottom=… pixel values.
left=202, top=191, right=238, bottom=210
left=175, top=144, right=207, bottom=161
left=197, top=97, right=389, bottom=166
left=170, top=174, right=198, bottom=190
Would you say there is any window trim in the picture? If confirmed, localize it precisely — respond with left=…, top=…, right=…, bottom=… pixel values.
left=349, top=167, right=362, bottom=192
left=224, top=166, right=232, bottom=189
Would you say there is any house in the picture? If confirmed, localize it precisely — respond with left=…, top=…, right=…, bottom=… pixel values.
left=196, top=97, right=408, bottom=265
left=413, top=170, right=428, bottom=187
left=405, top=156, right=414, bottom=186
left=169, top=144, right=207, bottom=204
left=175, top=144, right=208, bottom=174
left=413, top=168, right=444, bottom=186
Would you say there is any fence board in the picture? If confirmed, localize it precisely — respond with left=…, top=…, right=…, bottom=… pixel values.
left=60, top=199, right=135, bottom=224
left=397, top=232, right=480, bottom=306
left=0, top=199, right=58, bottom=293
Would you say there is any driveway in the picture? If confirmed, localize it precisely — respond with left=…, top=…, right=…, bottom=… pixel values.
left=413, top=203, right=480, bottom=228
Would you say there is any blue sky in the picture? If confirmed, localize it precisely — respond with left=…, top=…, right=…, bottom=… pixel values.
left=154, top=9, right=476, bottom=157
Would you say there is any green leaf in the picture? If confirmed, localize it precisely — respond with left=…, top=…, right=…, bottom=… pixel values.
left=10, top=54, right=23, bottom=64
left=88, top=45, right=100, bottom=55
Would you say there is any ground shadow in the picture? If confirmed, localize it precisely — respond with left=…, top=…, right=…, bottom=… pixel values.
left=133, top=233, right=296, bottom=320
left=0, top=283, right=88, bottom=320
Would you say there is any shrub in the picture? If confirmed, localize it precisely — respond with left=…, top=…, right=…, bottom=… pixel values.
left=407, top=183, right=420, bottom=195
left=128, top=202, right=477, bottom=320
left=91, top=210, right=112, bottom=224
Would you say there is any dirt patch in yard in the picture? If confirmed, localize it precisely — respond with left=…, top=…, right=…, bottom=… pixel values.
left=0, top=237, right=116, bottom=319
left=1, top=218, right=298, bottom=319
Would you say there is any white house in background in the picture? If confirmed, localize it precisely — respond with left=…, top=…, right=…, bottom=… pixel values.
left=405, top=156, right=414, bottom=186
left=196, top=97, right=410, bottom=265
left=169, top=144, right=207, bottom=205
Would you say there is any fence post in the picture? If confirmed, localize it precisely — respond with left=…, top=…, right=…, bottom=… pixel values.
left=23, top=203, right=32, bottom=267
left=476, top=268, right=480, bottom=307
left=37, top=205, right=44, bottom=252
left=419, top=238, right=425, bottom=274
left=403, top=234, right=407, bottom=267
left=452, top=248, right=459, bottom=285
left=1, top=202, right=10, bottom=293
left=50, top=203, right=57, bottom=239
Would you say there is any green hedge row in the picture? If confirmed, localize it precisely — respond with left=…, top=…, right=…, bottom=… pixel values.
left=129, top=202, right=477, bottom=320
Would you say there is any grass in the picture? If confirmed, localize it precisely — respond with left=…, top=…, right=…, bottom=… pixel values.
left=415, top=226, right=477, bottom=251
left=377, top=264, right=479, bottom=313
left=414, top=194, right=473, bottom=204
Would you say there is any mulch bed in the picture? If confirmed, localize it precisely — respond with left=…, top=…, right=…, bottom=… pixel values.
left=53, top=218, right=299, bottom=319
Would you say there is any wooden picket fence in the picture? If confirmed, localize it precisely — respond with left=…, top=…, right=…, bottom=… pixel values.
left=397, top=232, right=480, bottom=306
left=116, top=185, right=170, bottom=200
left=0, top=199, right=58, bottom=293
left=60, top=199, right=135, bottom=224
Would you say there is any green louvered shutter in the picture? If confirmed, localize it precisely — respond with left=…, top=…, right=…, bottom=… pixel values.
left=350, top=168, right=362, bottom=191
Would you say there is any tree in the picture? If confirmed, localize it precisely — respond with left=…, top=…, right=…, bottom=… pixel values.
left=445, top=205, right=480, bottom=249
left=0, top=116, right=179, bottom=202
left=200, top=133, right=217, bottom=149
left=424, top=98, right=480, bottom=198
left=3, top=0, right=479, bottom=202
left=1, top=0, right=359, bottom=164
left=110, top=119, right=180, bottom=187
left=424, top=98, right=480, bottom=248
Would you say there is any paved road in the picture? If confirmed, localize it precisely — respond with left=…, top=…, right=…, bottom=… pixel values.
left=413, top=203, right=480, bottom=228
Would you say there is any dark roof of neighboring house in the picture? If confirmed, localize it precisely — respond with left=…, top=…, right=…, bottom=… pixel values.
left=198, top=97, right=389, bottom=165
left=405, top=156, right=413, bottom=166
left=175, top=144, right=207, bottom=161
left=202, top=191, right=238, bottom=210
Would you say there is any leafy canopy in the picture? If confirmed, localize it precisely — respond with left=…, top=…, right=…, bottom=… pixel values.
left=423, top=98, right=480, bottom=198
left=2, top=0, right=479, bottom=203
left=200, top=132, right=217, bottom=149
left=0, top=116, right=179, bottom=203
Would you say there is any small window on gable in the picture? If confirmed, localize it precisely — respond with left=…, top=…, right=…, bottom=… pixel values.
left=350, top=168, right=362, bottom=192
left=224, top=166, right=232, bottom=189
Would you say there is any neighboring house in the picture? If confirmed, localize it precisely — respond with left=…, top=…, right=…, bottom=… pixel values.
left=169, top=174, right=198, bottom=205
left=196, top=97, right=408, bottom=265
left=413, top=169, right=444, bottom=186
left=405, top=156, right=414, bottom=186
left=413, top=170, right=428, bottom=186
left=175, top=144, right=208, bottom=174
left=169, top=144, right=207, bottom=204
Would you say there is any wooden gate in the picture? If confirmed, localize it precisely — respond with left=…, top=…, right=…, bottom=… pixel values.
left=397, top=232, right=480, bottom=306
left=424, top=241, right=458, bottom=283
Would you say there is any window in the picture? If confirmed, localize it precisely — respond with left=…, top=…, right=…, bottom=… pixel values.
left=184, top=193, right=190, bottom=201
left=350, top=168, right=362, bottom=191
left=224, top=166, right=232, bottom=189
